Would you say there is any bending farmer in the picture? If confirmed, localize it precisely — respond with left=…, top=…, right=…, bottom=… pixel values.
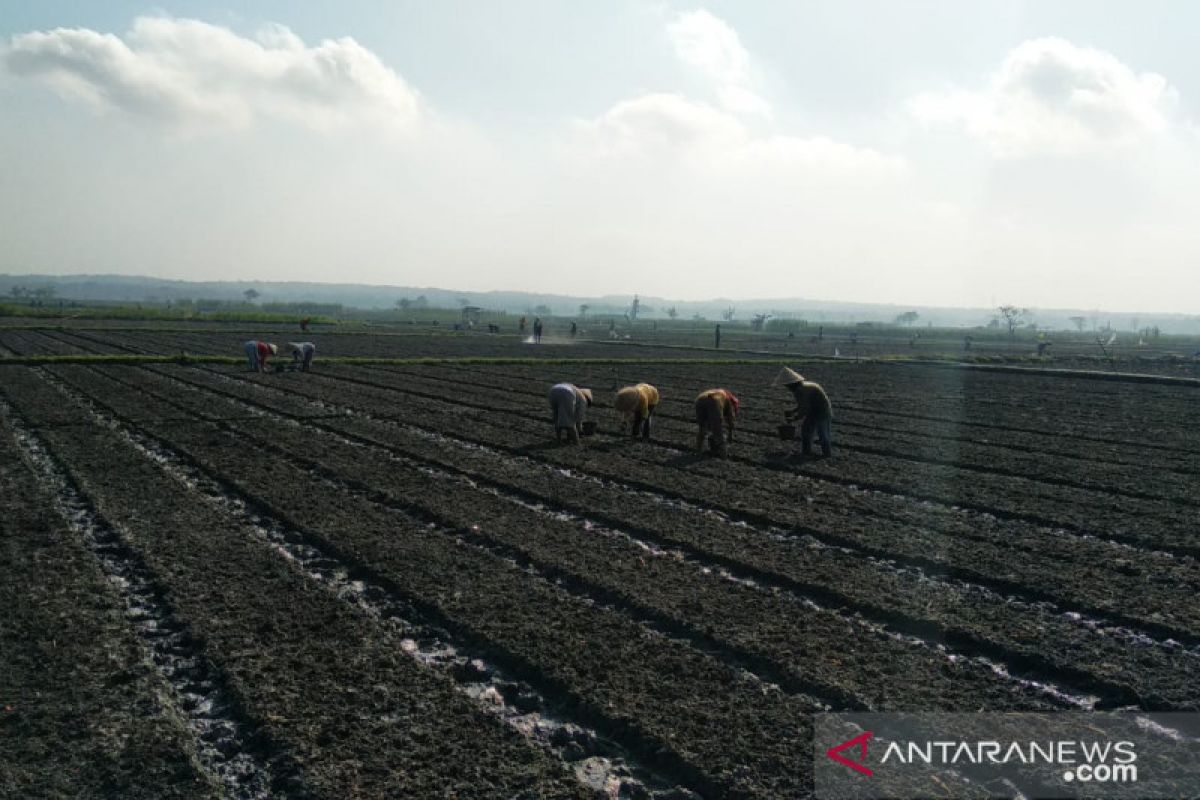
left=288, top=342, right=316, bottom=371
left=243, top=340, right=277, bottom=372
left=774, top=366, right=833, bottom=456
left=614, top=383, right=659, bottom=439
left=548, top=383, right=593, bottom=444
left=694, top=388, right=738, bottom=457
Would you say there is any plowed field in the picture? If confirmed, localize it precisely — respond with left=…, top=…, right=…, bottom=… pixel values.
left=3, top=333, right=1197, bottom=798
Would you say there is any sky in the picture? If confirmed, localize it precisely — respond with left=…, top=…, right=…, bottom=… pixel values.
left=1, top=1, right=1198, bottom=313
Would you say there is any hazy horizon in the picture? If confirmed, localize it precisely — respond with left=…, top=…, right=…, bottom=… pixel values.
left=3, top=2, right=1199, bottom=314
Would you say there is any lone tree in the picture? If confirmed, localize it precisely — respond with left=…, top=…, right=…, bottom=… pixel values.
left=751, top=313, right=772, bottom=331
left=997, top=305, right=1028, bottom=339
left=667, top=306, right=678, bottom=320
left=396, top=298, right=412, bottom=310
left=243, top=288, right=260, bottom=304
left=629, top=295, right=641, bottom=321
left=721, top=306, right=736, bottom=321
left=578, top=303, right=590, bottom=317
left=894, top=311, right=920, bottom=327
left=533, top=304, right=552, bottom=315
left=1069, top=316, right=1087, bottom=333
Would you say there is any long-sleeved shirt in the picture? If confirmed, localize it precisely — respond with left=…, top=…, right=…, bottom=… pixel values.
left=614, top=383, right=659, bottom=420
left=788, top=381, right=832, bottom=420
left=695, top=388, right=738, bottom=428
left=255, top=341, right=273, bottom=368
left=548, top=383, right=589, bottom=429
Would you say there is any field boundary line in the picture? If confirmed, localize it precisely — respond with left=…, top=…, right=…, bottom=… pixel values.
left=5, top=350, right=1197, bottom=385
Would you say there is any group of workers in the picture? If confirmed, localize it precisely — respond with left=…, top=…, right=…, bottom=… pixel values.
left=243, top=340, right=316, bottom=373
left=239, top=335, right=832, bottom=457
left=548, top=366, right=833, bottom=457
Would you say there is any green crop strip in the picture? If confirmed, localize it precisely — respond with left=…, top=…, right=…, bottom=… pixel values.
left=1, top=352, right=1197, bottom=386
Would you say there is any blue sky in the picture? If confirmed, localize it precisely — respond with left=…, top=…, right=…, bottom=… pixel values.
left=2, top=2, right=1197, bottom=311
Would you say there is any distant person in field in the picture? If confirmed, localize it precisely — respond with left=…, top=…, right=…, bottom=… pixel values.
left=548, top=383, right=593, bottom=445
left=533, top=318, right=544, bottom=343
left=774, top=367, right=833, bottom=457
left=694, top=388, right=738, bottom=457
left=519, top=316, right=527, bottom=335
left=570, top=321, right=578, bottom=338
left=243, top=340, right=277, bottom=372
left=288, top=342, right=316, bottom=372
left=614, top=383, right=660, bottom=439
left=714, top=324, right=722, bottom=349
left=300, top=317, right=310, bottom=332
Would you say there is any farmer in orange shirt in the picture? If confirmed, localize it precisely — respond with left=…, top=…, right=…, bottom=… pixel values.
left=694, top=388, right=738, bottom=457
left=614, top=383, right=660, bottom=439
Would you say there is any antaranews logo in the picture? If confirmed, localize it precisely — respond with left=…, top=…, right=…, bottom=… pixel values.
left=814, top=713, right=1198, bottom=800
left=823, top=729, right=1137, bottom=783
left=825, top=731, right=874, bottom=777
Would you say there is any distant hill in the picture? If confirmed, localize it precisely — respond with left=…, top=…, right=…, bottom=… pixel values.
left=1, top=273, right=1197, bottom=334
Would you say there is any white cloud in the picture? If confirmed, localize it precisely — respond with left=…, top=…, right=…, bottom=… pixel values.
left=911, top=37, right=1177, bottom=157
left=574, top=93, right=742, bottom=155
left=3, top=16, right=421, bottom=132
left=666, top=9, right=771, bottom=118
left=574, top=92, right=902, bottom=176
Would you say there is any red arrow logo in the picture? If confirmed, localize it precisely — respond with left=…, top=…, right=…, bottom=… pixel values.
left=826, top=731, right=874, bottom=776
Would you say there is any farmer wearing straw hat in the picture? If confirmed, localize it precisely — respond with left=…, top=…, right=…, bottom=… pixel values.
left=614, top=383, right=660, bottom=439
left=694, top=388, right=739, bottom=457
left=243, top=340, right=278, bottom=372
left=774, top=367, right=833, bottom=456
left=288, top=342, right=316, bottom=371
left=548, top=383, right=593, bottom=444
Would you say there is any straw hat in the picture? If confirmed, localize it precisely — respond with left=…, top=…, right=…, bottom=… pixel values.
left=772, top=366, right=805, bottom=386
left=268, top=343, right=279, bottom=355
left=578, top=387, right=594, bottom=405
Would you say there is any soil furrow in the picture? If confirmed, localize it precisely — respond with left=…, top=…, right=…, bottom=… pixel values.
left=0, top=417, right=222, bottom=800
left=9, top=372, right=832, bottom=798
left=1, top=369, right=590, bottom=799
left=178, top=365, right=1200, bottom=639
left=0, top=397, right=281, bottom=798
left=38, top=370, right=682, bottom=799
left=89, top=364, right=1200, bottom=710
left=77, top=364, right=1087, bottom=714
left=347, top=364, right=1200, bottom=537
left=371, top=363, right=1200, bottom=505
